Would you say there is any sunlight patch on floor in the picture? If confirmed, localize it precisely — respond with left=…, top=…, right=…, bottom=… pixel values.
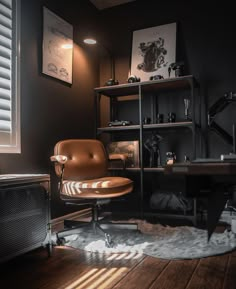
left=106, top=251, right=142, bottom=260
left=65, top=267, right=127, bottom=289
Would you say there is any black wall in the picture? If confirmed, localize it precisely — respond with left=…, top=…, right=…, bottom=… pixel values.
left=0, top=0, right=100, bottom=218
left=99, top=0, right=236, bottom=157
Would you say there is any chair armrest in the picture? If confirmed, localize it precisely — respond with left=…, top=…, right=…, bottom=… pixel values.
left=109, top=153, right=127, bottom=162
left=50, top=155, right=68, bottom=164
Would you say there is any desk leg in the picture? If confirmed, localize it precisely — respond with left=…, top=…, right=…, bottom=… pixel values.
left=207, top=184, right=228, bottom=240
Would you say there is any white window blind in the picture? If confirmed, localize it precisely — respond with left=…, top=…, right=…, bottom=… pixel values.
left=0, top=0, right=20, bottom=153
left=0, top=0, right=12, bottom=133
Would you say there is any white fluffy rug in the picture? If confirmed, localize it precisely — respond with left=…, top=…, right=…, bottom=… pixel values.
left=63, top=219, right=236, bottom=260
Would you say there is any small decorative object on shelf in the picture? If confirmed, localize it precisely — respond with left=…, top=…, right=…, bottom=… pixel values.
left=108, top=120, right=132, bottom=127
left=184, top=155, right=190, bottom=162
left=144, top=134, right=163, bottom=167
left=156, top=113, right=164, bottom=123
left=127, top=75, right=140, bottom=83
left=149, top=74, right=164, bottom=81
left=168, top=61, right=184, bottom=77
left=167, top=112, right=176, bottom=123
left=166, top=152, right=176, bottom=164
left=184, top=98, right=191, bottom=120
left=105, top=78, right=119, bottom=86
left=143, top=117, right=151, bottom=124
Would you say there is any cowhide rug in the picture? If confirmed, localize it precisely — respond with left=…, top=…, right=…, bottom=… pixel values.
left=58, top=219, right=236, bottom=260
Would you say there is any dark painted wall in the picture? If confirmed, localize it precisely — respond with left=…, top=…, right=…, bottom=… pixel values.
left=0, top=0, right=100, bottom=218
left=99, top=0, right=236, bottom=158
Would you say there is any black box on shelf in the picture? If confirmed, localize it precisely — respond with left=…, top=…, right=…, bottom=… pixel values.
left=107, top=140, right=140, bottom=168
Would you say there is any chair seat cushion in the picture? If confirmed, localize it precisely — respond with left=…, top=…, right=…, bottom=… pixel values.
left=61, top=176, right=133, bottom=198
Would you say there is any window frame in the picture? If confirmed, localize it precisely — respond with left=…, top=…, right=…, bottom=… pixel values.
left=0, top=0, right=21, bottom=153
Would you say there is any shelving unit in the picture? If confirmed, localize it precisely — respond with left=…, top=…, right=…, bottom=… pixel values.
left=94, top=75, right=201, bottom=223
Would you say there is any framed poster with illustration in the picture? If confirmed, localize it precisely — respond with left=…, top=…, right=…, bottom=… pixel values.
left=42, top=7, right=73, bottom=84
left=130, top=22, right=176, bottom=81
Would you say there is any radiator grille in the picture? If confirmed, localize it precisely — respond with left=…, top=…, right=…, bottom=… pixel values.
left=0, top=184, right=49, bottom=261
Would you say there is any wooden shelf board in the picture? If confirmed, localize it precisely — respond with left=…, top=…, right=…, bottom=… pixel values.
left=98, top=124, right=140, bottom=132
left=94, top=75, right=196, bottom=97
left=98, top=121, right=194, bottom=132
left=108, top=167, right=165, bottom=172
left=143, top=121, right=193, bottom=129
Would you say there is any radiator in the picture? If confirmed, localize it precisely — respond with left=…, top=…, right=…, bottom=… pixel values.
left=0, top=175, right=51, bottom=263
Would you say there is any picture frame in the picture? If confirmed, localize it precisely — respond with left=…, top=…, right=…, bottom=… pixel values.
left=106, top=140, right=139, bottom=168
left=130, top=22, right=176, bottom=81
left=42, top=7, right=73, bottom=84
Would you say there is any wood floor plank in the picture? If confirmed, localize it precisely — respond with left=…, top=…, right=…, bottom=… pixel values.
left=223, top=255, right=236, bottom=289
left=57, top=250, right=145, bottom=289
left=149, top=259, right=199, bottom=289
left=0, top=247, right=93, bottom=289
left=112, top=256, right=169, bottom=289
left=231, top=249, right=236, bottom=257
left=186, top=254, right=229, bottom=289
left=1, top=216, right=235, bottom=289
left=0, top=246, right=144, bottom=289
left=0, top=246, right=235, bottom=289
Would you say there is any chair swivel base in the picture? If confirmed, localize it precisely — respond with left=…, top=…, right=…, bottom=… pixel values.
left=56, top=219, right=138, bottom=248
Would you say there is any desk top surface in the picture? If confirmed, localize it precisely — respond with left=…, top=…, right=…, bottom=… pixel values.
left=164, top=162, right=236, bottom=175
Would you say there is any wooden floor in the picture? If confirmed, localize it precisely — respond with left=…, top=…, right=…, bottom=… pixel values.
left=0, top=235, right=236, bottom=289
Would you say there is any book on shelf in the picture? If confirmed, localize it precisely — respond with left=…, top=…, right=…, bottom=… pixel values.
left=106, top=140, right=139, bottom=168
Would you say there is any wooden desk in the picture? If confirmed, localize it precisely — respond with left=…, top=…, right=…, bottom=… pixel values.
left=164, top=161, right=236, bottom=175
left=164, top=162, right=236, bottom=239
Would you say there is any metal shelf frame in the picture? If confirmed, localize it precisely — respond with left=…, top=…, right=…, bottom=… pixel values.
left=94, top=75, right=201, bottom=221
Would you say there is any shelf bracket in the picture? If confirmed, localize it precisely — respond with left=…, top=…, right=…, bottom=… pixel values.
left=208, top=91, right=236, bottom=147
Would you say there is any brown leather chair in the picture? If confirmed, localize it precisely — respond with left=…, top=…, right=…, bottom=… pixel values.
left=51, top=139, right=137, bottom=247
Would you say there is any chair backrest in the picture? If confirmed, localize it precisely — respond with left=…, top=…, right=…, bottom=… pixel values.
left=54, top=139, right=108, bottom=181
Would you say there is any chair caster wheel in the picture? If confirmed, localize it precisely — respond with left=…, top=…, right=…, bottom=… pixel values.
left=47, top=243, right=53, bottom=256
left=57, top=237, right=66, bottom=246
left=105, top=234, right=113, bottom=248
left=106, top=240, right=114, bottom=248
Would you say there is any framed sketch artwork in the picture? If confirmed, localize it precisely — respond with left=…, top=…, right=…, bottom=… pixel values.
left=42, top=7, right=73, bottom=84
left=130, top=22, right=176, bottom=81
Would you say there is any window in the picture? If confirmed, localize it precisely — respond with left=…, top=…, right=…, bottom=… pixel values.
left=0, top=0, right=20, bottom=153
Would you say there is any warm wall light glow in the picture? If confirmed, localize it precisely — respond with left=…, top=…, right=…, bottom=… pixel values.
left=83, top=38, right=97, bottom=45
left=61, top=43, right=73, bottom=49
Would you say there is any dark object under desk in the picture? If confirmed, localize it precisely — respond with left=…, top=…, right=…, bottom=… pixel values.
left=0, top=174, right=51, bottom=263
left=164, top=162, right=236, bottom=239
